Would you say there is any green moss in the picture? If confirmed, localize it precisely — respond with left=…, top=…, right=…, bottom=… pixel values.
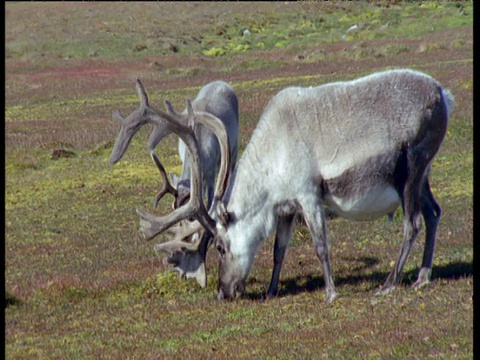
left=459, top=79, right=473, bottom=90
left=203, top=47, right=226, bottom=57
left=138, top=271, right=195, bottom=299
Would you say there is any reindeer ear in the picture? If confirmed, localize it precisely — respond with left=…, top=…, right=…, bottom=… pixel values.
left=216, top=201, right=230, bottom=227
left=164, top=99, right=176, bottom=115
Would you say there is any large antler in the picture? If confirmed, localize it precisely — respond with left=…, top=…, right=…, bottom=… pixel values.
left=136, top=118, right=215, bottom=240
left=151, top=108, right=232, bottom=285
left=135, top=80, right=231, bottom=241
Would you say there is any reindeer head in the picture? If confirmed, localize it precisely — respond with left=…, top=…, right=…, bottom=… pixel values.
left=213, top=193, right=279, bottom=300
left=214, top=204, right=251, bottom=300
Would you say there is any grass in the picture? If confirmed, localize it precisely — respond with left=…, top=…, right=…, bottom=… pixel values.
left=5, top=2, right=473, bottom=359
left=5, top=2, right=472, bottom=62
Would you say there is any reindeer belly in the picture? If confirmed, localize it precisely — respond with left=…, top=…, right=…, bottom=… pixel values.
left=324, top=184, right=400, bottom=221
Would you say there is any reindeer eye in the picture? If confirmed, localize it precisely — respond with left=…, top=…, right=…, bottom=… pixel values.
left=216, top=243, right=225, bottom=257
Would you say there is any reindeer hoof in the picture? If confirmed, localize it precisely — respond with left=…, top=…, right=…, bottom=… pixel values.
left=375, top=285, right=396, bottom=297
left=412, top=267, right=431, bottom=289
left=325, top=290, right=338, bottom=303
left=263, top=291, right=278, bottom=301
left=412, top=278, right=430, bottom=289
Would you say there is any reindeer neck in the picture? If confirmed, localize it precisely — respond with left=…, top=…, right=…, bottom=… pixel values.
left=223, top=132, right=279, bottom=243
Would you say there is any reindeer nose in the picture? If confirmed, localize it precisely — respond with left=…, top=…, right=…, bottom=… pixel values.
left=217, top=289, right=225, bottom=301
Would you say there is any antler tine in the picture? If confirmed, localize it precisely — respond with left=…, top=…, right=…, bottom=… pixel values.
left=151, top=151, right=178, bottom=209
left=135, top=78, right=149, bottom=107
left=155, top=220, right=204, bottom=252
left=109, top=80, right=153, bottom=165
left=164, top=99, right=176, bottom=115
left=112, top=110, right=124, bottom=123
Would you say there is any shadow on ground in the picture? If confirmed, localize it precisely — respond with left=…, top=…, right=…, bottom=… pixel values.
left=245, top=260, right=473, bottom=300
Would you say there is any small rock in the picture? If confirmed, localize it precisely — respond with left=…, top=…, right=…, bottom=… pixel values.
left=134, top=44, right=148, bottom=52
left=150, top=61, right=164, bottom=69
left=51, top=149, right=76, bottom=160
left=191, top=35, right=202, bottom=43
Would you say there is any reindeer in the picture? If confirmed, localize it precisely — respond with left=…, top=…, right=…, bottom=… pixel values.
left=111, top=79, right=233, bottom=287
left=136, top=69, right=454, bottom=301
left=109, top=80, right=239, bottom=211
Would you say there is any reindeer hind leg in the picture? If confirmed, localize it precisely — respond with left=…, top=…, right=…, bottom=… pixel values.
left=413, top=176, right=441, bottom=288
left=377, top=150, right=427, bottom=296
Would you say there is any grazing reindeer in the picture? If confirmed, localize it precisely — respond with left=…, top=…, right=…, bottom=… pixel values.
left=137, top=69, right=454, bottom=302
left=109, top=80, right=239, bottom=210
